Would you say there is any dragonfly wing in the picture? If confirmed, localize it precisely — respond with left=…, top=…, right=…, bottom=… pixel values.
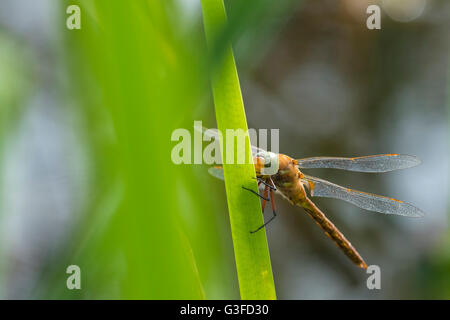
left=208, top=166, right=224, bottom=181
left=304, top=175, right=424, bottom=217
left=252, top=145, right=266, bottom=156
left=297, top=154, right=421, bottom=172
left=196, top=126, right=265, bottom=157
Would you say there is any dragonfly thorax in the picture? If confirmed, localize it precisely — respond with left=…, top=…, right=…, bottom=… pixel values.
left=269, top=154, right=309, bottom=205
left=254, top=151, right=279, bottom=176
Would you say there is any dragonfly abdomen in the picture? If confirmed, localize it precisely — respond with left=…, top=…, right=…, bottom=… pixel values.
left=273, top=154, right=368, bottom=269
left=301, top=197, right=368, bottom=269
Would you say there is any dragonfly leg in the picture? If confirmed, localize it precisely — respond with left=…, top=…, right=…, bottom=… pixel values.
left=268, top=177, right=277, bottom=191
left=255, top=177, right=276, bottom=191
left=261, top=184, right=268, bottom=213
left=250, top=188, right=277, bottom=234
left=242, top=186, right=269, bottom=201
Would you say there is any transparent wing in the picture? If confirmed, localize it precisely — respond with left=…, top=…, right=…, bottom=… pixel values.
left=304, top=175, right=424, bottom=217
left=197, top=126, right=266, bottom=156
left=297, top=154, right=421, bottom=173
left=252, top=145, right=266, bottom=156
left=208, top=166, right=224, bottom=181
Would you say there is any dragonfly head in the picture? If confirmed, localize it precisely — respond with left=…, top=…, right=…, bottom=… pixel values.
left=254, top=151, right=279, bottom=176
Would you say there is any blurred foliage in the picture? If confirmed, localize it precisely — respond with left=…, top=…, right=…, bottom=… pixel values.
left=33, top=0, right=300, bottom=299
left=418, top=51, right=450, bottom=300
left=0, top=31, right=31, bottom=155
left=0, top=0, right=301, bottom=300
left=0, top=30, right=33, bottom=297
left=419, top=233, right=450, bottom=299
left=40, top=0, right=235, bottom=299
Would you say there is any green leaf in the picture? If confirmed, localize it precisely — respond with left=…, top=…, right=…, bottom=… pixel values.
left=201, top=0, right=276, bottom=300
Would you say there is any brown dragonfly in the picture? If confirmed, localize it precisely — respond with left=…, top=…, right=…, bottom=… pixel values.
left=206, top=130, right=424, bottom=269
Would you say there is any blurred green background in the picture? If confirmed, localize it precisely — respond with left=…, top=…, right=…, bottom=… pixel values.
left=0, top=0, right=448, bottom=299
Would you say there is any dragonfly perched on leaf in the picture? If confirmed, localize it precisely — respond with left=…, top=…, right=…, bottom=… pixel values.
left=203, top=127, right=425, bottom=269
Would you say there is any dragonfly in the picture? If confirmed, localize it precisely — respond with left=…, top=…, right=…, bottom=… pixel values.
left=203, top=128, right=425, bottom=269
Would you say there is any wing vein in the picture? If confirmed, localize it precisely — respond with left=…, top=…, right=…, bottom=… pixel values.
left=297, top=154, right=421, bottom=172
left=304, top=175, right=424, bottom=217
